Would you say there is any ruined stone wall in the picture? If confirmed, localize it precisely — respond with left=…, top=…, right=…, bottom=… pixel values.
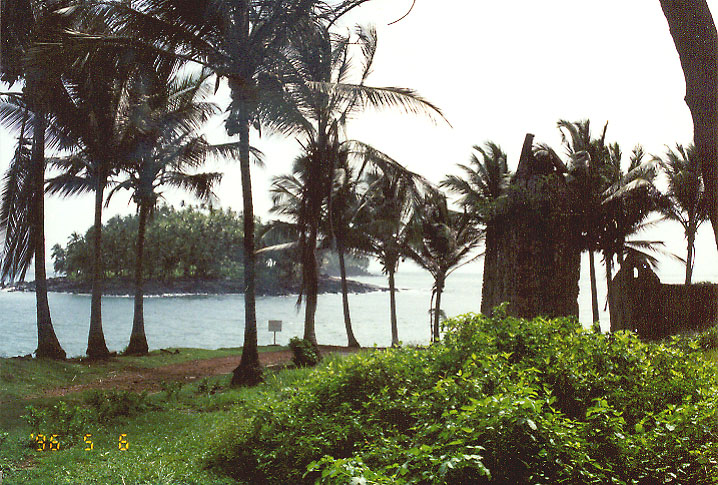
left=610, top=266, right=718, bottom=339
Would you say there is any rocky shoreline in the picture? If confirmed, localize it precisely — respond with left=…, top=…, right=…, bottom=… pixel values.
left=5, top=275, right=386, bottom=297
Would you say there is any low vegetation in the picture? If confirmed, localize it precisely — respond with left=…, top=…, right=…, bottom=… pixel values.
left=206, top=311, right=718, bottom=484
left=0, top=348, right=308, bottom=484
left=3, top=317, right=718, bottom=483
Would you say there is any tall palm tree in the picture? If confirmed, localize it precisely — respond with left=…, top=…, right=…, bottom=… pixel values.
left=560, top=120, right=665, bottom=324
left=269, top=145, right=363, bottom=348
left=405, top=193, right=483, bottom=342
left=441, top=142, right=510, bottom=315
left=44, top=39, right=158, bottom=359
left=355, top=164, right=427, bottom=346
left=0, top=0, right=75, bottom=359
left=109, top=71, right=227, bottom=355
left=656, top=144, right=708, bottom=284
left=258, top=22, right=445, bottom=347
left=326, top=157, right=363, bottom=348
left=558, top=119, right=609, bottom=324
left=79, top=0, right=374, bottom=384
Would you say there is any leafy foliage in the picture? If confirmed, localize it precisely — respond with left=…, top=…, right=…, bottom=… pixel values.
left=205, top=312, right=718, bottom=483
left=288, top=337, right=321, bottom=367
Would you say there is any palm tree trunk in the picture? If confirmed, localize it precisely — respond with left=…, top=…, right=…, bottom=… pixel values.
left=337, top=243, right=360, bottom=348
left=230, top=0, right=262, bottom=387
left=686, top=231, right=695, bottom=284
left=87, top=173, right=110, bottom=359
left=388, top=267, right=399, bottom=346
left=126, top=201, right=150, bottom=355
left=32, top=112, right=65, bottom=360
left=604, top=254, right=613, bottom=328
left=659, top=1, right=718, bottom=255
left=302, top=224, right=319, bottom=346
left=588, top=250, right=599, bottom=324
left=433, top=275, right=444, bottom=343
left=231, top=81, right=262, bottom=385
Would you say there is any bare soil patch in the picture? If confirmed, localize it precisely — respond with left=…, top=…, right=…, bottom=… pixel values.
left=36, top=346, right=359, bottom=398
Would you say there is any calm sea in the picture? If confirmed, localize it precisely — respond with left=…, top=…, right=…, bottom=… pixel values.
left=0, top=258, right=704, bottom=358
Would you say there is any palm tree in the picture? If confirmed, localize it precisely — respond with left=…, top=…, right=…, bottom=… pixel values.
left=80, top=0, right=374, bottom=384
left=560, top=120, right=665, bottom=324
left=600, top=145, right=664, bottom=285
left=656, top=144, right=708, bottom=284
left=44, top=40, right=158, bottom=359
left=441, top=142, right=510, bottom=315
left=109, top=71, right=227, bottom=355
left=405, top=193, right=483, bottom=342
left=0, top=0, right=74, bottom=359
left=326, top=157, right=363, bottom=348
left=355, top=165, right=427, bottom=346
left=258, top=22, right=445, bottom=347
left=558, top=119, right=610, bottom=324
left=269, top=146, right=362, bottom=348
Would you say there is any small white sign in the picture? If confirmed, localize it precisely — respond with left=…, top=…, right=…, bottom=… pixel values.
left=268, top=320, right=282, bottom=332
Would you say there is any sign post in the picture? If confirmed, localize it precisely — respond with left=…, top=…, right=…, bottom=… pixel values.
left=268, top=320, right=282, bottom=346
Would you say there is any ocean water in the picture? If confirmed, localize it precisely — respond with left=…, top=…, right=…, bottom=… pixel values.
left=0, top=257, right=707, bottom=358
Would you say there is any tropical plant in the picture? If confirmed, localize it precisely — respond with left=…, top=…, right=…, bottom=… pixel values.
left=269, top=147, right=363, bottom=348
left=75, top=0, right=375, bottom=384
left=441, top=142, right=510, bottom=223
left=258, top=21, right=444, bottom=348
left=354, top=165, right=427, bottom=346
left=42, top=37, right=156, bottom=359
left=108, top=71, right=226, bottom=355
left=0, top=0, right=75, bottom=359
left=656, top=143, right=709, bottom=284
left=441, top=142, right=511, bottom=315
left=560, top=120, right=666, bottom=325
left=558, top=119, right=608, bottom=324
left=405, top=193, right=483, bottom=342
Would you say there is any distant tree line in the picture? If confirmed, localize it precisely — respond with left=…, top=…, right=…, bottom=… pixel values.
left=50, top=205, right=369, bottom=284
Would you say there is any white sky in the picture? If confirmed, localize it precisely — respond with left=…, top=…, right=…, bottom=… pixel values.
left=2, top=0, right=718, bottom=281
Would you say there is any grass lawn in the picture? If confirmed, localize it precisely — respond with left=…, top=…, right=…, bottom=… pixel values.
left=0, top=346, right=303, bottom=484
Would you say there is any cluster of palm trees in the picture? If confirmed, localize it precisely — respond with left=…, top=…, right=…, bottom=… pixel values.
left=1, top=1, right=707, bottom=385
left=442, top=120, right=706, bottom=328
left=0, top=0, right=450, bottom=384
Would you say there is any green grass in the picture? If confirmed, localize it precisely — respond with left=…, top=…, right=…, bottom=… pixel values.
left=0, top=361, right=315, bottom=484
left=0, top=346, right=285, bottom=403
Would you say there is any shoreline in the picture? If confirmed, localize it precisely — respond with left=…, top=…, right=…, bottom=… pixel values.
left=4, top=275, right=387, bottom=297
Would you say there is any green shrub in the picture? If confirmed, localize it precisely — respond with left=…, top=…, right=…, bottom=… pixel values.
left=23, top=401, right=93, bottom=447
left=205, top=313, right=718, bottom=484
left=697, top=325, right=718, bottom=351
left=288, top=337, right=320, bottom=367
left=84, top=389, right=155, bottom=423
left=159, top=380, right=185, bottom=400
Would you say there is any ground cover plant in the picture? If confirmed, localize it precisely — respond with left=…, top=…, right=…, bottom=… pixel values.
left=0, top=346, right=298, bottom=483
left=205, top=311, right=718, bottom=484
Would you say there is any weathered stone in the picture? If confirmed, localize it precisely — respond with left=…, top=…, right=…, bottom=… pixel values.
left=610, top=263, right=718, bottom=339
left=481, top=134, right=581, bottom=319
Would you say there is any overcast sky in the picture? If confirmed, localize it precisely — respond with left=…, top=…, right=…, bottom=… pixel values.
left=2, top=0, right=718, bottom=281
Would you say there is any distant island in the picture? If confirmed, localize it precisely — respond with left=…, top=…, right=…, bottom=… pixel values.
left=7, top=274, right=385, bottom=296
left=29, top=205, right=383, bottom=297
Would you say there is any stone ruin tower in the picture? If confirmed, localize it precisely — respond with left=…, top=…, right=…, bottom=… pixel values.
left=480, top=134, right=581, bottom=319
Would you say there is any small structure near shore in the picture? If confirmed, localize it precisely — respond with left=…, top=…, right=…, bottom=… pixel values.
left=609, top=261, right=718, bottom=339
left=481, top=134, right=581, bottom=318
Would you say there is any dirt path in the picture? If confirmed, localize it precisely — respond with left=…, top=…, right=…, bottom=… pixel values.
left=37, top=346, right=359, bottom=398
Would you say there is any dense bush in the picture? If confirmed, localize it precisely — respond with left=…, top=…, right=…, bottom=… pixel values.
left=289, top=337, right=321, bottom=367
left=204, top=311, right=718, bottom=484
